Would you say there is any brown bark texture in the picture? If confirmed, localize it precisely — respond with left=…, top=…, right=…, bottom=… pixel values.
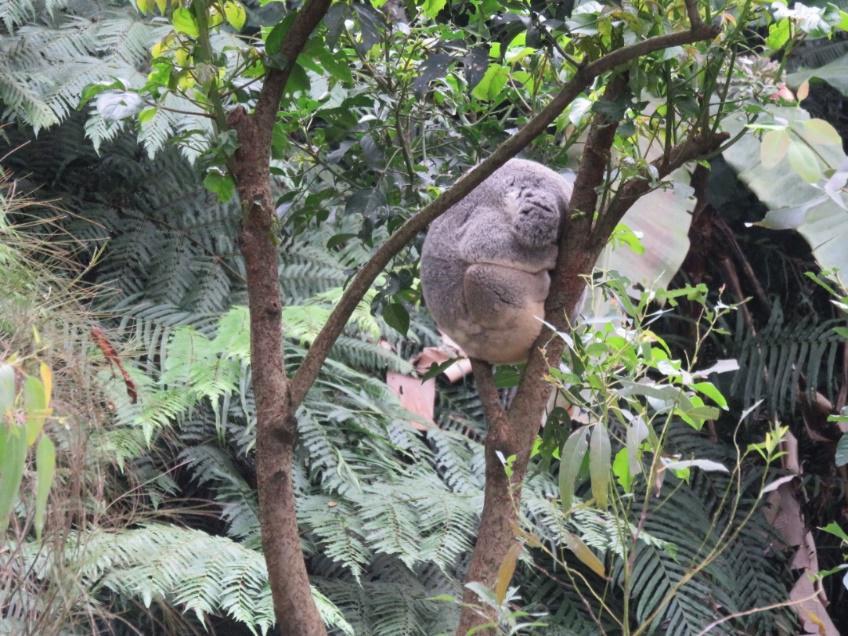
left=229, top=1, right=331, bottom=634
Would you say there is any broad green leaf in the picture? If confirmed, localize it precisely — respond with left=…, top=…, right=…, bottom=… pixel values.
left=138, top=107, right=157, bottom=124
left=562, top=530, right=605, bottom=577
left=724, top=107, right=848, bottom=280
left=788, top=53, right=848, bottom=97
left=471, top=64, right=509, bottom=101
left=154, top=0, right=166, bottom=13
left=693, top=381, right=728, bottom=410
left=597, top=179, right=695, bottom=292
left=203, top=171, right=235, bottom=203
left=612, top=448, right=631, bottom=491
left=494, top=543, right=521, bottom=605
left=224, top=1, right=247, bottom=31
left=589, top=424, right=611, bottom=509
left=172, top=8, right=200, bottom=38
left=802, top=119, right=842, bottom=146
left=787, top=140, right=823, bottom=183
left=766, top=18, right=791, bottom=50
left=78, top=80, right=125, bottom=108
left=136, top=0, right=155, bottom=14
left=836, top=433, right=848, bottom=467
left=34, top=435, right=56, bottom=539
left=559, top=427, right=588, bottom=512
left=421, top=0, right=446, bottom=19
left=0, top=424, right=27, bottom=535
left=266, top=15, right=296, bottom=57
left=382, top=302, right=410, bottom=336
left=0, top=364, right=14, bottom=415
left=24, top=375, right=48, bottom=445
left=760, top=129, right=789, bottom=168
left=725, top=108, right=848, bottom=280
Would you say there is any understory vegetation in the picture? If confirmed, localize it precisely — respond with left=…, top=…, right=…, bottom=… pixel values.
left=2, top=0, right=848, bottom=635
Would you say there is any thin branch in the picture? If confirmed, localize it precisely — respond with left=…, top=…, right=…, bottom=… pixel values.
left=684, top=0, right=703, bottom=28
left=591, top=130, right=729, bottom=243
left=289, top=20, right=720, bottom=407
left=251, top=0, right=333, bottom=158
left=470, top=359, right=509, bottom=436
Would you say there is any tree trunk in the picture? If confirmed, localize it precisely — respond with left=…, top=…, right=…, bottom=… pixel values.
left=231, top=110, right=327, bottom=636
left=456, top=245, right=601, bottom=635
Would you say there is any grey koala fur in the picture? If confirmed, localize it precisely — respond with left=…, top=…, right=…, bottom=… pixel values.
left=421, top=158, right=572, bottom=364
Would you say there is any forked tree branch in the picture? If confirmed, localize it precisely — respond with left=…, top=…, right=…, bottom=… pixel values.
left=289, top=19, right=720, bottom=407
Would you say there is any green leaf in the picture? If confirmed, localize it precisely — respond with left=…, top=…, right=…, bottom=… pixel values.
left=0, top=423, right=27, bottom=535
left=34, top=435, right=56, bottom=540
left=766, top=18, right=791, bottom=51
left=223, top=1, right=247, bottom=30
left=821, top=521, right=848, bottom=543
left=589, top=424, right=611, bottom=509
left=787, top=140, right=823, bottom=183
left=203, top=171, right=236, bottom=203
left=79, top=80, right=125, bottom=108
left=0, top=364, right=14, bottom=415
left=266, top=15, right=296, bottom=57
left=382, top=302, right=410, bottom=336
left=612, top=448, right=631, bottom=492
left=138, top=107, right=157, bottom=124
left=471, top=64, right=509, bottom=101
left=693, top=381, right=728, bottom=410
left=836, top=433, right=848, bottom=467
left=559, top=427, right=588, bottom=512
left=172, top=8, right=200, bottom=39
left=760, top=129, right=790, bottom=168
left=136, top=0, right=155, bottom=15
left=421, top=0, right=446, bottom=19
left=801, top=118, right=842, bottom=145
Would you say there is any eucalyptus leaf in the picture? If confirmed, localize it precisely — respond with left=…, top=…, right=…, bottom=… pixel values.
left=559, top=427, right=589, bottom=512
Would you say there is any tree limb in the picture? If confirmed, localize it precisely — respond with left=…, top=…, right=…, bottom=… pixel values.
left=228, top=1, right=332, bottom=634
left=289, top=20, right=720, bottom=407
left=455, top=75, right=631, bottom=634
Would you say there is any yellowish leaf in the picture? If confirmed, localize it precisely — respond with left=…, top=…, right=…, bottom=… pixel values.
left=39, top=362, right=52, bottom=408
left=494, top=543, right=522, bottom=605
left=796, top=79, right=810, bottom=101
left=563, top=531, right=605, bottom=577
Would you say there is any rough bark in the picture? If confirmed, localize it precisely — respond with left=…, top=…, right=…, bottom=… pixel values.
left=228, top=1, right=331, bottom=634
left=455, top=73, right=629, bottom=634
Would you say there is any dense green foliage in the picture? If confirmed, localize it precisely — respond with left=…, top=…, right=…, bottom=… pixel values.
left=2, top=0, right=848, bottom=634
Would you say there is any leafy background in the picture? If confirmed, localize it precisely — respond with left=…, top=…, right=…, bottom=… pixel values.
left=2, top=0, right=848, bottom=634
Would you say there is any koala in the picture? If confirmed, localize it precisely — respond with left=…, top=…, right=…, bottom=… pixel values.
left=421, top=158, right=572, bottom=364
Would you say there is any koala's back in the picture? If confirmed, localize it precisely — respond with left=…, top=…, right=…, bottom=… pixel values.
left=421, top=159, right=571, bottom=364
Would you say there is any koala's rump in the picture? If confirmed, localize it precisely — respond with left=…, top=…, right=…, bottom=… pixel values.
left=422, top=255, right=549, bottom=364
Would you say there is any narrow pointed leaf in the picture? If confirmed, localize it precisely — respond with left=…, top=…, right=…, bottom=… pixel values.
left=34, top=435, right=56, bottom=539
left=563, top=530, right=605, bottom=577
left=590, top=423, right=611, bottom=508
left=494, top=542, right=522, bottom=605
left=559, top=428, right=588, bottom=512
